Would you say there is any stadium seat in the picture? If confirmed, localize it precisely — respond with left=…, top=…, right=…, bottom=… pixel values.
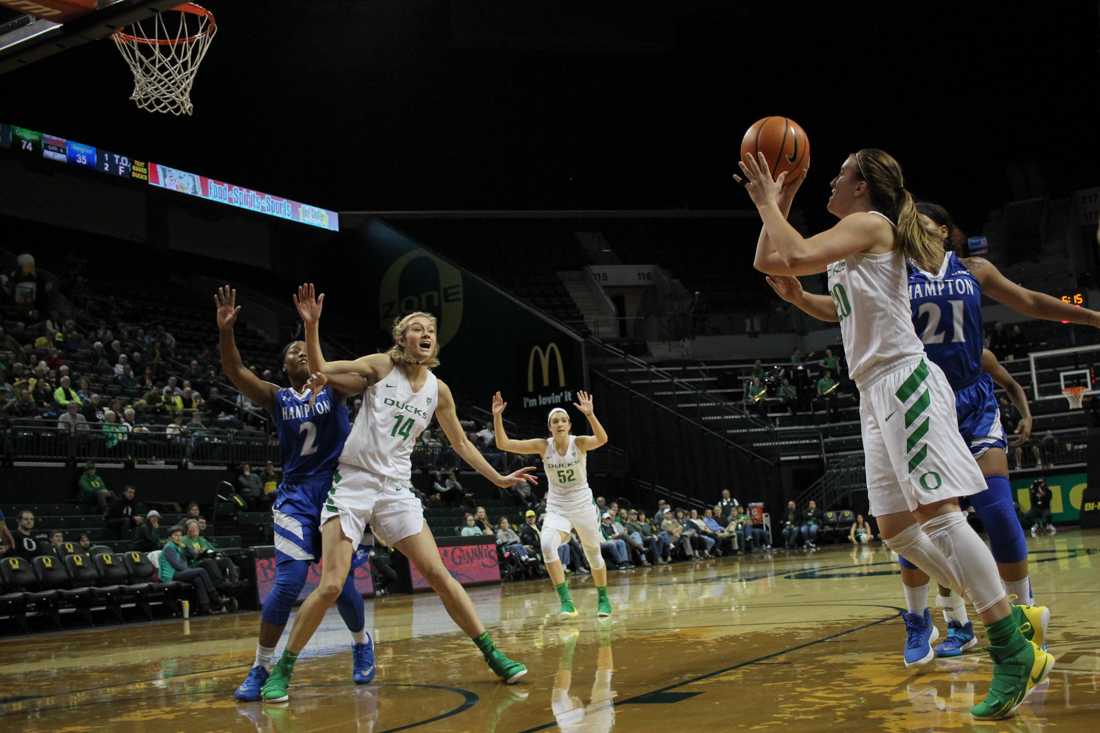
left=92, top=552, right=142, bottom=623
left=55, top=542, right=86, bottom=559
left=122, top=550, right=182, bottom=618
left=64, top=552, right=111, bottom=616
left=33, top=555, right=94, bottom=626
left=0, top=556, right=60, bottom=629
left=0, top=575, right=29, bottom=634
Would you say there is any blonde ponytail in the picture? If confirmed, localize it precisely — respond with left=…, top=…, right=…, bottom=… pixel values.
left=854, top=148, right=940, bottom=272
left=894, top=189, right=942, bottom=272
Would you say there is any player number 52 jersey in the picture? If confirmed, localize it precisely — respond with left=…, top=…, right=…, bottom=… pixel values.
left=339, top=367, right=438, bottom=481
left=544, top=435, right=589, bottom=498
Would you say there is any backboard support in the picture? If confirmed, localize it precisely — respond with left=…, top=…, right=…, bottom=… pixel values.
left=0, top=0, right=177, bottom=75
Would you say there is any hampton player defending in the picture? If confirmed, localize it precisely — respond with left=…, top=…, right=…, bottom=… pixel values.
left=214, top=286, right=374, bottom=702
left=492, top=391, right=612, bottom=619
left=739, top=148, right=1052, bottom=719
left=260, top=285, right=537, bottom=702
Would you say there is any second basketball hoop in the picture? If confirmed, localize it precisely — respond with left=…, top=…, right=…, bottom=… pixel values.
left=112, top=3, right=217, bottom=116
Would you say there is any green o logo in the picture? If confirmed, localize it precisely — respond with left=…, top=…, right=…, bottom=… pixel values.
left=919, top=471, right=943, bottom=491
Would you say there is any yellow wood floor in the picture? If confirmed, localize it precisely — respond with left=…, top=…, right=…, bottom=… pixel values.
left=2, top=529, right=1098, bottom=732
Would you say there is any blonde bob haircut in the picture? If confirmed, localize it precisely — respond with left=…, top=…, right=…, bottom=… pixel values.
left=387, top=312, right=441, bottom=368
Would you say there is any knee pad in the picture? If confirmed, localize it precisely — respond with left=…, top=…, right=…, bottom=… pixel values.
left=922, top=511, right=1005, bottom=613
left=541, top=528, right=564, bottom=565
left=261, top=556, right=309, bottom=626
left=335, top=571, right=365, bottom=634
left=970, top=476, right=1028, bottom=564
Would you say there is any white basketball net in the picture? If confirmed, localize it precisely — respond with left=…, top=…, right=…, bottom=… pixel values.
left=112, top=4, right=216, bottom=116
left=1064, top=387, right=1086, bottom=409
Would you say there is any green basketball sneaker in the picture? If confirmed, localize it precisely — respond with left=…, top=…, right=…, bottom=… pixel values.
left=596, top=587, right=612, bottom=618
left=1012, top=604, right=1050, bottom=650
left=485, top=648, right=528, bottom=684
left=971, top=636, right=1055, bottom=720
left=556, top=582, right=578, bottom=620
left=261, top=654, right=297, bottom=704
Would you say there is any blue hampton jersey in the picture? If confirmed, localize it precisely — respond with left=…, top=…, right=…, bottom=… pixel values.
left=907, top=252, right=985, bottom=391
left=272, top=385, right=350, bottom=486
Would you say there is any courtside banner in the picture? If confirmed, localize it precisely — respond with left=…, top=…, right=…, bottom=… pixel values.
left=254, top=547, right=374, bottom=604
left=408, top=537, right=501, bottom=591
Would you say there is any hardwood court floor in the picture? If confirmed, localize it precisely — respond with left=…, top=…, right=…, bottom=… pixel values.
left=2, top=529, right=1098, bottom=732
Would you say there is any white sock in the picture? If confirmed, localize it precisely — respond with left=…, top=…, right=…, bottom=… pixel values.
left=936, top=590, right=969, bottom=626
left=902, top=582, right=930, bottom=615
left=921, top=512, right=1006, bottom=614
left=1005, top=577, right=1033, bottom=606
left=351, top=629, right=369, bottom=645
left=884, top=523, right=963, bottom=594
left=255, top=644, right=276, bottom=671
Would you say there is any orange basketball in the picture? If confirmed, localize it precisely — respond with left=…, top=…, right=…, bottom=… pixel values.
left=740, top=116, right=810, bottom=179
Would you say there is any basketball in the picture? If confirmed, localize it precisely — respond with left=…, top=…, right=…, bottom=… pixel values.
left=740, top=116, right=811, bottom=179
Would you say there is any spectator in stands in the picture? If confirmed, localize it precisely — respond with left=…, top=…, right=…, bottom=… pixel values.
left=595, top=496, right=608, bottom=514
left=260, top=461, right=278, bottom=502
left=686, top=509, right=718, bottom=556
left=185, top=502, right=204, bottom=523
left=704, top=507, right=736, bottom=554
left=4, top=387, right=38, bottom=418
left=181, top=386, right=202, bottom=415
left=721, top=509, right=743, bottom=554
left=519, top=509, right=570, bottom=568
left=849, top=514, right=873, bottom=544
left=80, top=393, right=103, bottom=423
left=159, top=525, right=222, bottom=615
left=783, top=499, right=800, bottom=545
left=236, top=463, right=263, bottom=508
left=78, top=462, right=113, bottom=512
left=599, top=513, right=632, bottom=569
left=660, top=509, right=693, bottom=559
left=460, top=514, right=483, bottom=537
left=1028, top=478, right=1055, bottom=536
left=32, top=378, right=54, bottom=410
left=132, top=509, right=164, bottom=552
left=367, top=536, right=398, bottom=595
left=102, top=409, right=128, bottom=450
left=164, top=388, right=184, bottom=416
left=76, top=532, right=92, bottom=553
left=751, top=359, right=766, bottom=383
left=182, top=519, right=240, bottom=595
left=800, top=500, right=821, bottom=550
left=12, top=510, right=46, bottom=560
left=718, top=489, right=739, bottom=522
left=49, top=529, right=64, bottom=554
left=0, top=324, right=19, bottom=353
left=430, top=469, right=465, bottom=506
left=610, top=508, right=650, bottom=566
left=626, top=509, right=667, bottom=564
left=53, top=375, right=81, bottom=408
left=778, top=378, right=798, bottom=415
left=106, top=485, right=143, bottom=539
left=496, top=518, right=536, bottom=564
left=815, top=370, right=839, bottom=419
left=166, top=414, right=187, bottom=441
left=473, top=506, right=494, bottom=535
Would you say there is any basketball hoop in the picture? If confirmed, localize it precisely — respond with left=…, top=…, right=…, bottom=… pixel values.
left=112, top=3, right=216, bottom=116
left=1064, top=385, right=1087, bottom=410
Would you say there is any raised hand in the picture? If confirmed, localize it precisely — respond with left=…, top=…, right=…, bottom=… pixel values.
left=573, top=390, right=594, bottom=416
left=305, top=372, right=328, bottom=407
left=293, top=282, right=325, bottom=325
left=491, top=391, right=507, bottom=417
left=214, top=285, right=241, bottom=331
left=735, top=152, right=786, bottom=210
left=498, top=466, right=539, bottom=489
left=766, top=275, right=805, bottom=304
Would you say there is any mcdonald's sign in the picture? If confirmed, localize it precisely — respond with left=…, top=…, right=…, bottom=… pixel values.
left=528, top=343, right=566, bottom=392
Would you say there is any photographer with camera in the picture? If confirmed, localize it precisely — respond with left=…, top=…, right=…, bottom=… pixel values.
left=1027, top=478, right=1055, bottom=536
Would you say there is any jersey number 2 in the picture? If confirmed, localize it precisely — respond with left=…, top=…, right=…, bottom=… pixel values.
left=917, top=300, right=965, bottom=344
left=299, top=422, right=318, bottom=457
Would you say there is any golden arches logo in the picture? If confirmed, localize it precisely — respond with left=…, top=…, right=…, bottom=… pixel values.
left=528, top=343, right=566, bottom=392
left=379, top=249, right=463, bottom=349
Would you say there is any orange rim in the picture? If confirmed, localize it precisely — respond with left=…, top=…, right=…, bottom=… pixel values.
left=114, top=3, right=215, bottom=46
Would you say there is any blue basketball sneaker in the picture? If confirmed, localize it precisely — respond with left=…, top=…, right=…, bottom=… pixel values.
left=234, top=665, right=270, bottom=702
left=352, top=637, right=375, bottom=685
left=902, top=609, right=940, bottom=667
left=935, top=621, right=978, bottom=657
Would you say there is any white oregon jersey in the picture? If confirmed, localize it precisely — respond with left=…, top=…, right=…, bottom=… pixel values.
left=339, top=366, right=438, bottom=481
left=543, top=435, right=589, bottom=500
left=826, top=212, right=926, bottom=388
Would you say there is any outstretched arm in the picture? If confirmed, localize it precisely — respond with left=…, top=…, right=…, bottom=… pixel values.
left=970, top=258, right=1100, bottom=328
left=765, top=275, right=840, bottom=323
left=572, top=391, right=608, bottom=451
left=436, top=380, right=538, bottom=489
left=491, top=392, right=547, bottom=455
left=294, top=282, right=391, bottom=387
left=215, top=285, right=278, bottom=411
left=981, top=348, right=1033, bottom=444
